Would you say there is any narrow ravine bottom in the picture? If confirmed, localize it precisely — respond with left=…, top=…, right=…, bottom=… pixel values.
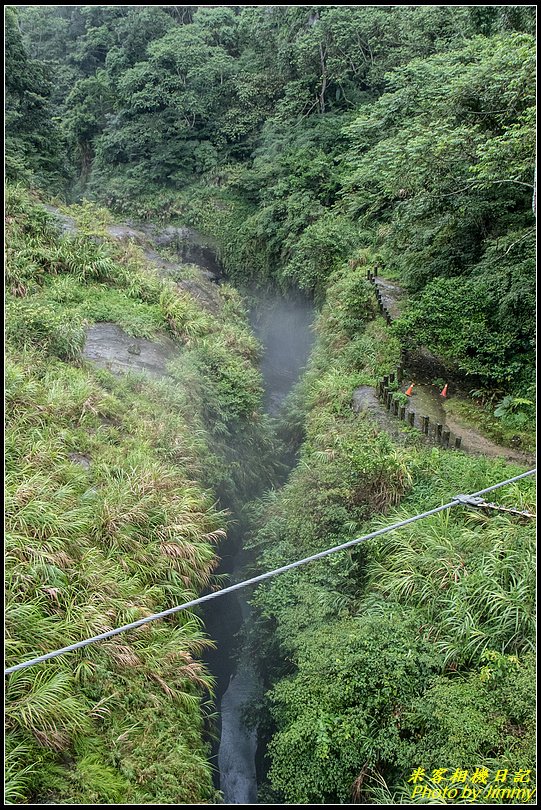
left=218, top=656, right=260, bottom=803
left=216, top=576, right=262, bottom=804
left=203, top=287, right=315, bottom=804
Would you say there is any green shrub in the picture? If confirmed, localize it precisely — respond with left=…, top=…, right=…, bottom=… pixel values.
left=6, top=299, right=85, bottom=360
left=267, top=611, right=441, bottom=804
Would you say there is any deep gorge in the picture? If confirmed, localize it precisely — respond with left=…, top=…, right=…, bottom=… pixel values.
left=5, top=4, right=536, bottom=805
left=174, top=232, right=316, bottom=802
left=204, top=284, right=314, bottom=803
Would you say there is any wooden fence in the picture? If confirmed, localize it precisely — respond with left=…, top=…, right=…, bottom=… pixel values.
left=367, top=268, right=392, bottom=324
left=365, top=270, right=462, bottom=450
left=375, top=367, right=462, bottom=451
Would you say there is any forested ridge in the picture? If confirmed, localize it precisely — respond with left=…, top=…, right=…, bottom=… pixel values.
left=4, top=4, right=537, bottom=805
left=8, top=4, right=536, bottom=396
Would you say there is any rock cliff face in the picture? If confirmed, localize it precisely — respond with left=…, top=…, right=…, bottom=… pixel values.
left=44, top=205, right=225, bottom=377
left=83, top=322, right=178, bottom=378
left=137, top=223, right=222, bottom=281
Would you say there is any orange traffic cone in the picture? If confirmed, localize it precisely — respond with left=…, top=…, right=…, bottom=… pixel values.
left=440, top=384, right=448, bottom=398
left=405, top=383, right=415, bottom=396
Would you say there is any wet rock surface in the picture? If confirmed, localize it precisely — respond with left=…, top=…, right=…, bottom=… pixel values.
left=43, top=204, right=78, bottom=236
left=352, top=385, right=416, bottom=445
left=180, top=243, right=222, bottom=280
left=68, top=452, right=91, bottom=469
left=218, top=663, right=260, bottom=805
left=44, top=203, right=224, bottom=372
left=140, top=247, right=182, bottom=278
left=44, top=204, right=221, bottom=283
left=373, top=276, right=406, bottom=320
left=143, top=224, right=195, bottom=246
left=83, top=323, right=178, bottom=379
left=139, top=224, right=222, bottom=279
left=352, top=385, right=382, bottom=415
left=177, top=279, right=222, bottom=313
left=106, top=223, right=147, bottom=243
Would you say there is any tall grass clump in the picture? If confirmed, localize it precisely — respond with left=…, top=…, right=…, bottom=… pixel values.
left=5, top=185, right=278, bottom=803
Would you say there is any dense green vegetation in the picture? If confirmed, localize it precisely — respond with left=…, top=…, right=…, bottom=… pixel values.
left=5, top=8, right=67, bottom=189
left=5, top=4, right=536, bottom=805
left=244, top=265, right=535, bottom=802
left=4, top=185, right=279, bottom=803
left=12, top=3, right=535, bottom=397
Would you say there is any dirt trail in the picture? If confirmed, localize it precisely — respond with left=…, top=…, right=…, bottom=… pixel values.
left=374, top=276, right=405, bottom=320
left=364, top=274, right=535, bottom=465
left=442, top=407, right=534, bottom=465
left=354, top=382, right=534, bottom=465
left=407, top=383, right=533, bottom=464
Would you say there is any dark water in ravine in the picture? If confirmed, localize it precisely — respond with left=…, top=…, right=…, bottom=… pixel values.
left=204, top=288, right=314, bottom=804
left=170, top=242, right=315, bottom=802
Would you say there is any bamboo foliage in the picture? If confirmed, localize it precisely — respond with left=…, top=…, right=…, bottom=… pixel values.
left=366, top=512, right=535, bottom=666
